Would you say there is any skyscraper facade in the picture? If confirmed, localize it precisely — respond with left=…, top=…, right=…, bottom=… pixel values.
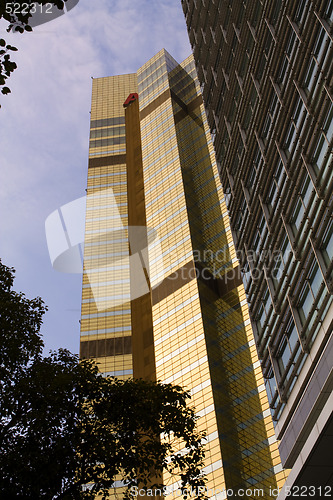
left=181, top=0, right=333, bottom=494
left=80, top=49, right=287, bottom=496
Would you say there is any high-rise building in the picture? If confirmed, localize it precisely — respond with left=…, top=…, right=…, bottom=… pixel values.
left=181, top=0, right=333, bottom=495
left=80, top=49, right=287, bottom=496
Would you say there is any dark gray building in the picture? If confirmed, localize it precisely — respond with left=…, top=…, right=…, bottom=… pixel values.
left=181, top=0, right=333, bottom=495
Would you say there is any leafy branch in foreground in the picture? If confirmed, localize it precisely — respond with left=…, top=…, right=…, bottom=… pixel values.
left=0, top=1, right=67, bottom=99
left=0, top=259, right=206, bottom=499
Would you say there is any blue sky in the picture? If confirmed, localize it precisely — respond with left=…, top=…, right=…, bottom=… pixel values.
left=0, top=0, right=191, bottom=354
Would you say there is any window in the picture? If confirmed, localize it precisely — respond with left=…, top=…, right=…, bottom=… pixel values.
left=266, top=159, right=284, bottom=213
left=272, top=229, right=292, bottom=288
left=283, top=95, right=306, bottom=154
left=276, top=319, right=298, bottom=376
left=252, top=2, right=263, bottom=27
left=298, top=260, right=323, bottom=328
left=294, top=0, right=309, bottom=25
left=249, top=80, right=259, bottom=112
left=276, top=54, right=289, bottom=87
left=270, top=0, right=282, bottom=25
left=303, top=27, right=329, bottom=93
left=215, top=83, right=226, bottom=121
left=247, top=145, right=264, bottom=193
left=239, top=50, right=249, bottom=78
left=263, top=30, right=273, bottom=59
left=256, top=286, right=272, bottom=331
left=324, top=0, right=333, bottom=24
left=236, top=4, right=245, bottom=27
left=283, top=121, right=296, bottom=154
left=262, top=90, right=281, bottom=142
left=241, top=261, right=252, bottom=290
left=285, top=28, right=298, bottom=60
left=236, top=133, right=244, bottom=161
left=214, top=49, right=222, bottom=74
left=289, top=173, right=313, bottom=235
left=234, top=196, right=248, bottom=231
left=231, top=32, right=238, bottom=57
left=265, top=367, right=279, bottom=408
left=256, top=54, right=267, bottom=82
left=321, top=219, right=333, bottom=267
left=276, top=26, right=299, bottom=88
left=243, top=106, right=253, bottom=130
left=251, top=212, right=268, bottom=257
left=312, top=100, right=333, bottom=175
left=223, top=4, right=231, bottom=30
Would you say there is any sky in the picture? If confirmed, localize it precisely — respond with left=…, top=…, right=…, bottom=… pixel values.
left=0, top=0, right=191, bottom=354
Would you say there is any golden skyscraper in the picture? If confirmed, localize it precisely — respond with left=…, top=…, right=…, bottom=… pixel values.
left=80, top=50, right=287, bottom=497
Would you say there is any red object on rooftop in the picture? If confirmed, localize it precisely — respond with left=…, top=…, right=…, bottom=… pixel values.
left=123, top=93, right=138, bottom=107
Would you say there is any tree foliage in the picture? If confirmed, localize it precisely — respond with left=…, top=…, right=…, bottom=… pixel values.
left=0, top=1, right=68, bottom=99
left=0, top=259, right=206, bottom=499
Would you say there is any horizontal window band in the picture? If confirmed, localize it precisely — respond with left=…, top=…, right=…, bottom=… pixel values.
left=84, top=251, right=128, bottom=259
left=85, top=216, right=127, bottom=223
left=89, top=149, right=126, bottom=156
left=80, top=335, right=132, bottom=359
left=86, top=203, right=127, bottom=210
left=90, top=125, right=125, bottom=139
left=87, top=182, right=127, bottom=190
left=88, top=154, right=126, bottom=168
left=80, top=326, right=131, bottom=336
left=88, top=171, right=126, bottom=180
left=82, top=280, right=130, bottom=288
left=81, top=310, right=131, bottom=319
left=82, top=294, right=130, bottom=304
left=85, top=228, right=126, bottom=235
left=89, top=136, right=125, bottom=149
left=90, top=116, right=125, bottom=129
left=102, top=369, right=133, bottom=377
left=84, top=240, right=128, bottom=248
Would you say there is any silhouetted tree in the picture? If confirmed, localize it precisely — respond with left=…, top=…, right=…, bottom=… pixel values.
left=0, top=260, right=206, bottom=499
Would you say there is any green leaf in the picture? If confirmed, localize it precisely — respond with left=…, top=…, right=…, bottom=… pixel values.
left=6, top=45, right=18, bottom=51
left=25, top=25, right=33, bottom=32
left=1, top=87, right=11, bottom=94
left=0, top=39, right=5, bottom=47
